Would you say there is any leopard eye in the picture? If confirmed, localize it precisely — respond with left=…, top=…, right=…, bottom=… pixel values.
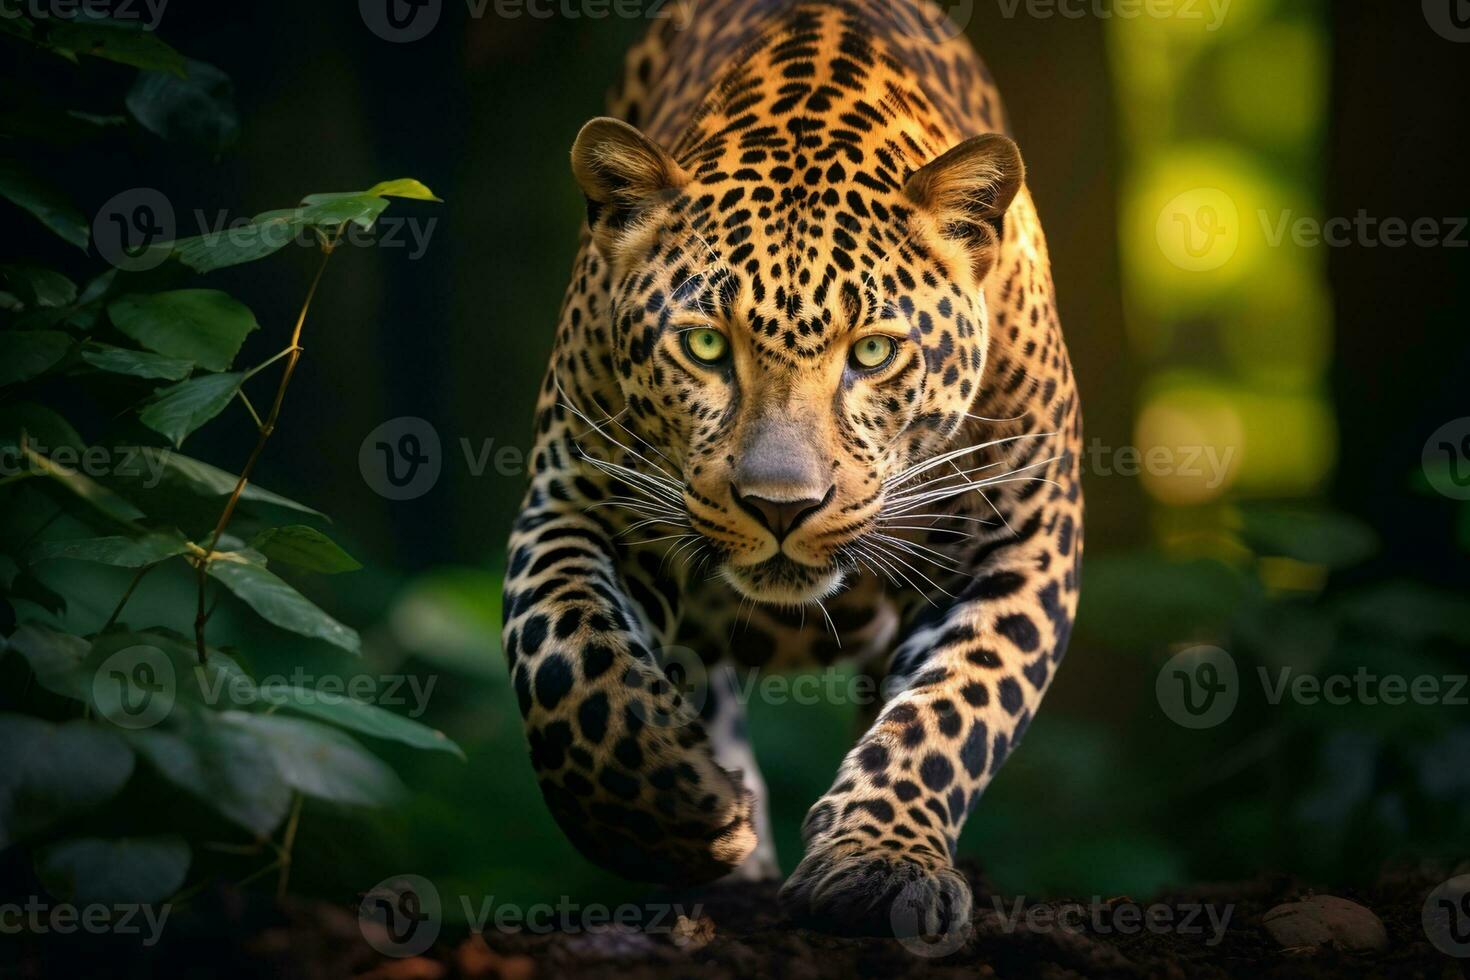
left=850, top=335, right=897, bottom=371
left=683, top=328, right=730, bottom=365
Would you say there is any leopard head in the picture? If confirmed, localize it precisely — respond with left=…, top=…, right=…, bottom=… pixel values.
left=570, top=117, right=1024, bottom=604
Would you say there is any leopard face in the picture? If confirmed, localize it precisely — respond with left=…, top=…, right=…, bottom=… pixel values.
left=572, top=119, right=1025, bottom=604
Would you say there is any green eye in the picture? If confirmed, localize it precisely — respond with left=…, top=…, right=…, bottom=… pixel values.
left=851, top=335, right=896, bottom=370
left=683, top=328, right=730, bottom=365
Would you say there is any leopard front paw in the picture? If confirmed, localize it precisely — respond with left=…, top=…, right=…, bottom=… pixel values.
left=778, top=841, right=972, bottom=939
left=536, top=742, right=758, bottom=886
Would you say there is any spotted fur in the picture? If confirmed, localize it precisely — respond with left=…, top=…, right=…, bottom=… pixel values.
left=501, top=0, right=1083, bottom=934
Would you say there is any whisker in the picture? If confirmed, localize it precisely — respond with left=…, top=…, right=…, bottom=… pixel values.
left=884, top=432, right=1057, bottom=492
left=871, top=532, right=960, bottom=569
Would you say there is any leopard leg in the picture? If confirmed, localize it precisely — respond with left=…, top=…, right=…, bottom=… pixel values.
left=780, top=423, right=1083, bottom=937
left=702, top=664, right=779, bottom=880
left=502, top=484, right=758, bottom=885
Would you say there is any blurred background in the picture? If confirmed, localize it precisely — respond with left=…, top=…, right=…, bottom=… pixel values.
left=3, top=0, right=1468, bottom=919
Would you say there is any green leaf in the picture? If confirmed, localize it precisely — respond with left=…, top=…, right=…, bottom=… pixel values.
left=7, top=572, right=67, bottom=615
left=81, top=343, right=193, bottom=380
left=258, top=684, right=464, bottom=759
left=1238, top=506, right=1378, bottom=570
left=0, top=14, right=33, bottom=40
left=220, top=712, right=404, bottom=807
left=0, top=264, right=78, bottom=307
left=364, top=178, right=443, bottom=202
left=20, top=443, right=145, bottom=523
left=0, top=716, right=135, bottom=847
left=129, top=448, right=324, bottom=518
left=0, top=160, right=88, bottom=249
left=162, top=210, right=304, bottom=274
left=107, top=290, right=259, bottom=372
left=126, top=711, right=289, bottom=836
left=207, top=554, right=361, bottom=653
left=1336, top=582, right=1470, bottom=645
left=250, top=525, right=361, bottom=574
left=297, top=193, right=389, bottom=231
left=139, top=372, right=244, bottom=447
left=89, top=629, right=257, bottom=708
left=3, top=624, right=90, bottom=699
left=41, top=19, right=187, bottom=76
left=0, top=403, right=84, bottom=453
left=126, top=59, right=239, bottom=155
left=0, top=330, right=72, bottom=386
left=36, top=835, right=190, bottom=906
left=29, top=530, right=191, bottom=568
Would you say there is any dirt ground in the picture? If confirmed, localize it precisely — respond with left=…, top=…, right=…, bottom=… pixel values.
left=8, top=862, right=1466, bottom=979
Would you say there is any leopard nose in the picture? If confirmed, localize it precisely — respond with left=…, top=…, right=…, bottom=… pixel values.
left=732, top=485, right=833, bottom=542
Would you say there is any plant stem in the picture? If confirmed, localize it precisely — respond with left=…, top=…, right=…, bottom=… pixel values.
left=275, top=793, right=304, bottom=902
left=103, top=561, right=161, bottom=630
left=192, top=229, right=342, bottom=663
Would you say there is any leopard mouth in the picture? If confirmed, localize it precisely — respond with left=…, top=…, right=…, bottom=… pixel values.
left=719, top=554, right=850, bottom=605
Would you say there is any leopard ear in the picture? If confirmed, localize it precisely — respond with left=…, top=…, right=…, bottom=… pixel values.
left=571, top=117, right=689, bottom=258
left=904, top=133, right=1025, bottom=283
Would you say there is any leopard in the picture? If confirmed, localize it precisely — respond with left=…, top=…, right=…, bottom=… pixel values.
left=500, top=0, right=1083, bottom=938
